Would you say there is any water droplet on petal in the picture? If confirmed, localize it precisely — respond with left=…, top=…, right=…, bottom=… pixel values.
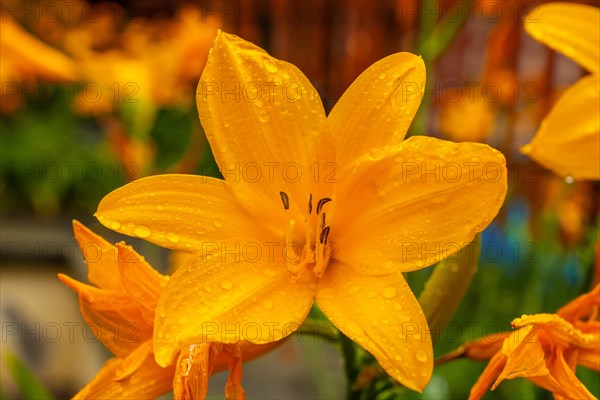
left=167, top=232, right=180, bottom=243
left=416, top=349, right=428, bottom=362
left=366, top=290, right=378, bottom=299
left=110, top=220, right=121, bottom=230
left=220, top=279, right=233, bottom=290
left=134, top=225, right=151, bottom=238
left=383, top=286, right=397, bottom=298
left=213, top=219, right=223, bottom=228
left=263, top=59, right=278, bottom=73
left=258, top=111, right=270, bottom=122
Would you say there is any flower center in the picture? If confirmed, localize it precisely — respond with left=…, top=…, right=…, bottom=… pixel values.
left=279, top=191, right=333, bottom=279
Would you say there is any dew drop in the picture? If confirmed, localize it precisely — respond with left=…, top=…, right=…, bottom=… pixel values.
left=134, top=225, right=151, bottom=238
left=383, top=286, right=397, bottom=298
left=220, top=279, right=233, bottom=290
left=157, top=205, right=163, bottom=211
left=158, top=306, right=167, bottom=318
left=378, top=73, right=386, bottom=79
left=110, top=220, right=121, bottom=230
left=416, top=349, right=428, bottom=362
left=213, top=219, right=223, bottom=228
left=263, top=59, right=278, bottom=73
left=565, top=176, right=574, bottom=184
left=366, top=290, right=378, bottom=299
left=258, top=111, right=270, bottom=122
left=167, top=232, right=180, bottom=243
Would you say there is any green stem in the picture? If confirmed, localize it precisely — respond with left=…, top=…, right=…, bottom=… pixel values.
left=339, top=334, right=361, bottom=400
left=297, top=319, right=340, bottom=343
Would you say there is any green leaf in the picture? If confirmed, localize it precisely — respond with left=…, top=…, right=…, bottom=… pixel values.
left=3, top=352, right=55, bottom=400
left=419, top=234, right=480, bottom=341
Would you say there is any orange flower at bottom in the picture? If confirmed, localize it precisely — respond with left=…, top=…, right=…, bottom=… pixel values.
left=463, top=285, right=599, bottom=400
left=60, top=221, right=278, bottom=399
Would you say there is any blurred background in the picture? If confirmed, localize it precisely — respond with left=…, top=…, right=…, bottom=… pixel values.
left=1, top=0, right=598, bottom=399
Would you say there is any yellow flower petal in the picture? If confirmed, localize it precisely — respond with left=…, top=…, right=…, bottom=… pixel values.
left=546, top=346, right=597, bottom=400
left=328, top=52, right=426, bottom=169
left=58, top=273, right=152, bottom=358
left=153, top=250, right=315, bottom=366
left=577, top=346, right=600, bottom=372
left=335, top=136, right=507, bottom=274
left=115, top=339, right=153, bottom=381
left=493, top=327, right=548, bottom=387
left=72, top=220, right=122, bottom=291
left=73, top=357, right=174, bottom=400
left=116, top=242, right=168, bottom=325
left=198, top=30, right=327, bottom=220
left=460, top=331, right=511, bottom=361
left=468, top=352, right=507, bottom=400
left=316, top=264, right=432, bottom=392
left=525, top=3, right=600, bottom=74
left=512, top=313, right=599, bottom=350
left=222, top=344, right=245, bottom=400
left=96, top=175, right=273, bottom=251
left=173, top=344, right=210, bottom=400
left=521, top=75, right=600, bottom=180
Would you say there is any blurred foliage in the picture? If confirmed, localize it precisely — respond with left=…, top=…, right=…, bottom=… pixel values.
left=2, top=353, right=55, bottom=400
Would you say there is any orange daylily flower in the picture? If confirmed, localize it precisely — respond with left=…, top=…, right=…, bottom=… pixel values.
left=95, top=31, right=507, bottom=391
left=464, top=285, right=600, bottom=399
left=59, top=221, right=278, bottom=399
left=521, top=3, right=600, bottom=180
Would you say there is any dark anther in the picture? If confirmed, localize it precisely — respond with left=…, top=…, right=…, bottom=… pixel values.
left=308, top=193, right=313, bottom=215
left=316, top=198, right=332, bottom=215
left=279, top=191, right=289, bottom=210
left=321, top=212, right=326, bottom=229
left=319, top=226, right=331, bottom=244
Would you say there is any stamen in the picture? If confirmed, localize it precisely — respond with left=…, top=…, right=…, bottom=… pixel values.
left=321, top=213, right=326, bottom=230
left=313, top=243, right=332, bottom=277
left=316, top=198, right=332, bottom=215
left=279, top=191, right=289, bottom=210
left=319, top=226, right=331, bottom=244
left=308, top=193, right=313, bottom=215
